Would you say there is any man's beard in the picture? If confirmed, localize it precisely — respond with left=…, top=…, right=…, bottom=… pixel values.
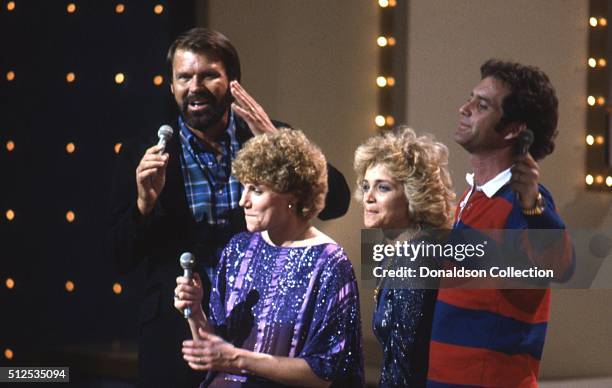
left=180, top=89, right=232, bottom=131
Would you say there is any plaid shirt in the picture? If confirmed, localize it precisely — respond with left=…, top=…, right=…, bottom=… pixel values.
left=178, top=114, right=242, bottom=226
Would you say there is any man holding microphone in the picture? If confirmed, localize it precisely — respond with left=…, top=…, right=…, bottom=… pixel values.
left=106, top=28, right=349, bottom=387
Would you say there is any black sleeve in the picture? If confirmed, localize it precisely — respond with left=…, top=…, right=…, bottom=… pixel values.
left=104, top=139, right=152, bottom=274
left=318, top=162, right=351, bottom=220
left=267, top=119, right=351, bottom=220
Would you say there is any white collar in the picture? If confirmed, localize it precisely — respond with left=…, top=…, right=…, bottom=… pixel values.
left=465, top=166, right=512, bottom=198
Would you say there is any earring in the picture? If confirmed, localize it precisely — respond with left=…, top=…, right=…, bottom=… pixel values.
left=288, top=204, right=293, bottom=209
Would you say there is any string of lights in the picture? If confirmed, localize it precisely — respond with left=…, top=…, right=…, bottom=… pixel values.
left=586, top=1, right=612, bottom=189
left=375, top=0, right=398, bottom=130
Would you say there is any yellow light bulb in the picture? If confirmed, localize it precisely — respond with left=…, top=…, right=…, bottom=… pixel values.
left=7, top=1, right=15, bottom=11
left=66, top=211, right=75, bottom=223
left=6, top=140, right=15, bottom=152
left=6, top=71, right=15, bottom=81
left=66, top=142, right=76, bottom=154
left=375, top=115, right=386, bottom=127
left=67, top=3, right=76, bottom=13
left=386, top=77, right=395, bottom=86
left=386, top=116, right=395, bottom=126
left=66, top=72, right=76, bottom=83
left=597, top=96, right=606, bottom=106
left=598, top=58, right=607, bottom=67
left=389, top=0, right=397, bottom=6
left=586, top=135, right=595, bottom=145
left=6, top=209, right=15, bottom=221
left=599, top=18, right=607, bottom=26
left=153, top=75, right=163, bottom=86
left=586, top=174, right=594, bottom=185
left=65, top=281, right=75, bottom=292
left=4, top=349, right=13, bottom=360
left=115, top=73, right=125, bottom=84
left=387, top=37, right=396, bottom=46
left=153, top=4, right=164, bottom=14
left=6, top=278, right=15, bottom=289
left=113, top=283, right=123, bottom=294
left=596, top=135, right=605, bottom=145
left=595, top=175, right=604, bottom=184
left=116, top=3, right=125, bottom=13
left=114, top=143, right=122, bottom=154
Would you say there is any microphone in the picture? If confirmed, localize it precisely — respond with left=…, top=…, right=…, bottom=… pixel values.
left=516, top=129, right=534, bottom=156
left=179, top=252, right=195, bottom=319
left=157, top=125, right=174, bottom=153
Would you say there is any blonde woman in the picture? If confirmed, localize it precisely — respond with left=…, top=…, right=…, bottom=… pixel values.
left=354, top=126, right=454, bottom=387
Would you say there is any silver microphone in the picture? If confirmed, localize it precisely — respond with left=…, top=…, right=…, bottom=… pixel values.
left=157, top=125, right=174, bottom=153
left=179, top=252, right=196, bottom=319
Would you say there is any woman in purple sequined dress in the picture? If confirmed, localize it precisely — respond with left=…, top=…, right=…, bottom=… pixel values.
left=354, top=127, right=454, bottom=387
left=175, top=129, right=363, bottom=388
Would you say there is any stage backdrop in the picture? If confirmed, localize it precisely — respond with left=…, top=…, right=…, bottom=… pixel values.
left=1, top=0, right=195, bottom=382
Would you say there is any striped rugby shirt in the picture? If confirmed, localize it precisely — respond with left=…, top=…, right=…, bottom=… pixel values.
left=428, top=168, right=574, bottom=387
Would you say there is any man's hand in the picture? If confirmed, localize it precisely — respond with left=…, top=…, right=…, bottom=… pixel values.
left=136, top=144, right=168, bottom=216
left=230, top=80, right=277, bottom=135
left=510, top=153, right=540, bottom=209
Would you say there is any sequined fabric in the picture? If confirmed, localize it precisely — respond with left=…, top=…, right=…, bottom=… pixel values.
left=204, top=232, right=364, bottom=388
left=373, top=255, right=437, bottom=388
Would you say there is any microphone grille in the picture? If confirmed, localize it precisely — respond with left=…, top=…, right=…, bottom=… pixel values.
left=179, top=252, right=195, bottom=269
left=158, top=125, right=174, bottom=139
left=519, top=129, right=534, bottom=146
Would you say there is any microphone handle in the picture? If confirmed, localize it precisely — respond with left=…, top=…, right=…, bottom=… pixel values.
left=157, top=137, right=167, bottom=154
left=184, top=268, right=192, bottom=319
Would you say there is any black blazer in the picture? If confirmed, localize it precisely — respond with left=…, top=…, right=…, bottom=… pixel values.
left=105, top=117, right=350, bottom=387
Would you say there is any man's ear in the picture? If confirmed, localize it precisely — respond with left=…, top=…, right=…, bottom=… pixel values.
left=503, top=122, right=527, bottom=140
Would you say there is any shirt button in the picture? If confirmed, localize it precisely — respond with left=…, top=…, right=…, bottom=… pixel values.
left=217, top=190, right=223, bottom=195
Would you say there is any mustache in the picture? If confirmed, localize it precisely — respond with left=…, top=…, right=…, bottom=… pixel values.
left=184, top=90, right=217, bottom=106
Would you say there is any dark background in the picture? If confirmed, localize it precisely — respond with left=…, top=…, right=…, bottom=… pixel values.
left=1, top=1, right=196, bottom=384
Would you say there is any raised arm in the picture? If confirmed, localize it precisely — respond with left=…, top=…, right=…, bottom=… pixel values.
left=511, top=153, right=575, bottom=281
left=175, top=273, right=214, bottom=339
left=105, top=140, right=163, bottom=273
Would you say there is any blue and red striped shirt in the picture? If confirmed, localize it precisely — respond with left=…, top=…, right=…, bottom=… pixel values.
left=428, top=170, right=574, bottom=387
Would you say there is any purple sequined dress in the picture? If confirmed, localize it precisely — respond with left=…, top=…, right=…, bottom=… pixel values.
left=201, top=232, right=364, bottom=388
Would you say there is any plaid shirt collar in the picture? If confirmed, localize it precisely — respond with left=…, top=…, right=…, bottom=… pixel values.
left=178, top=113, right=238, bottom=152
left=178, top=113, right=242, bottom=225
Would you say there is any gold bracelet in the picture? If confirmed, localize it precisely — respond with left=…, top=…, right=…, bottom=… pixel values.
left=522, top=192, right=544, bottom=216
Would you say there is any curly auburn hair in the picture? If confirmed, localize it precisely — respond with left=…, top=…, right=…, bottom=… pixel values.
left=481, top=59, right=558, bottom=160
left=232, top=129, right=328, bottom=220
left=354, top=126, right=455, bottom=229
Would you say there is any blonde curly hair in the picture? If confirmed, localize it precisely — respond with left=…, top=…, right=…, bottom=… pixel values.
left=233, top=128, right=328, bottom=220
left=354, top=126, right=455, bottom=228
